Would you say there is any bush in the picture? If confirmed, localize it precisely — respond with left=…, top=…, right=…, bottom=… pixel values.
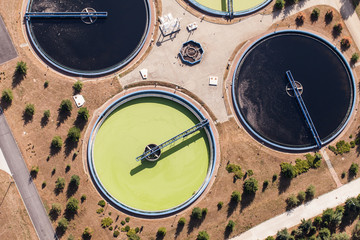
left=67, top=127, right=81, bottom=142
left=325, top=10, right=333, bottom=22
left=57, top=218, right=69, bottom=232
left=98, top=200, right=106, bottom=207
left=69, top=175, right=80, bottom=187
left=353, top=220, right=360, bottom=239
left=82, top=227, right=93, bottom=238
left=2, top=89, right=13, bottom=103
left=296, top=12, right=305, bottom=25
left=247, top=169, right=254, bottom=176
left=306, top=153, right=322, bottom=168
left=276, top=228, right=291, bottom=239
left=226, top=163, right=244, bottom=179
left=333, top=23, right=343, bottom=34
left=66, top=197, right=79, bottom=214
left=286, top=194, right=299, bottom=209
left=16, top=61, right=27, bottom=75
left=226, top=220, right=235, bottom=232
left=55, top=177, right=65, bottom=191
left=350, top=163, right=359, bottom=176
left=178, top=217, right=186, bottom=225
left=101, top=217, right=113, bottom=228
left=297, top=191, right=306, bottom=203
left=121, top=220, right=125, bottom=225
left=341, top=37, right=352, bottom=50
left=192, top=207, right=202, bottom=219
left=217, top=201, right=223, bottom=209
left=77, top=107, right=89, bottom=121
left=81, top=194, right=87, bottom=202
left=331, top=232, right=350, bottom=240
left=25, top=103, right=35, bottom=116
left=157, top=227, right=166, bottom=237
left=351, top=53, right=359, bottom=63
left=113, top=230, right=120, bottom=237
left=96, top=208, right=104, bottom=214
left=73, top=81, right=83, bottom=93
left=280, top=162, right=297, bottom=178
left=243, top=177, right=258, bottom=194
left=306, top=185, right=316, bottom=200
left=318, top=227, right=331, bottom=239
left=51, top=136, right=63, bottom=148
left=43, top=110, right=50, bottom=119
left=275, top=0, right=285, bottom=9
left=231, top=191, right=241, bottom=203
left=125, top=216, right=130, bottom=222
left=59, top=99, right=72, bottom=113
left=197, top=230, right=209, bottom=240
left=30, top=166, right=39, bottom=178
left=311, top=8, right=320, bottom=20
left=135, top=227, right=140, bottom=233
left=124, top=225, right=130, bottom=232
left=50, top=203, right=62, bottom=217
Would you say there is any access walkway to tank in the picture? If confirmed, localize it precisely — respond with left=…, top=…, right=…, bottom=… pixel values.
left=0, top=16, right=17, bottom=65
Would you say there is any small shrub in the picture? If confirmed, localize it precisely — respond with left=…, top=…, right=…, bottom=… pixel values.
left=50, top=203, right=62, bottom=217
left=178, top=217, right=186, bottom=225
left=243, top=177, right=258, bottom=194
left=333, top=23, right=343, bottom=34
left=96, top=208, right=104, bottom=214
left=43, top=110, right=50, bottom=119
left=59, top=99, right=72, bottom=113
left=82, top=227, right=93, bottom=238
left=98, top=200, right=106, bottom=207
left=226, top=163, right=244, bottom=179
left=341, top=171, right=346, bottom=179
left=351, top=53, right=359, bottom=63
left=121, top=220, right=125, bottom=225
left=30, top=166, right=39, bottom=178
left=73, top=81, right=83, bottom=93
left=192, top=207, right=202, bottom=219
left=329, top=140, right=350, bottom=155
left=157, top=227, right=166, bottom=237
left=351, top=141, right=356, bottom=148
left=67, top=127, right=81, bottom=142
left=125, top=217, right=130, bottom=222
left=57, top=218, right=69, bottom=232
left=217, top=201, right=223, bottom=210
left=297, top=191, right=306, bottom=203
left=55, top=177, right=65, bottom=191
left=135, top=227, right=139, bottom=233
left=25, top=103, right=35, bottom=116
left=2, top=89, right=13, bottom=103
left=101, top=217, right=113, bottom=228
left=44, top=81, right=49, bottom=88
left=286, top=194, right=299, bottom=209
left=306, top=185, right=316, bottom=200
left=197, top=230, right=209, bottom=240
left=341, top=37, right=352, bottom=50
left=311, top=8, right=320, bottom=21
left=51, top=136, right=63, bottom=148
left=275, top=0, right=285, bottom=9
left=332, top=232, right=350, bottom=240
left=52, top=167, right=56, bottom=175
left=77, top=107, right=89, bottom=121
left=66, top=197, right=79, bottom=214
left=81, top=194, right=87, bottom=202
left=349, top=163, right=359, bottom=176
left=247, top=169, right=254, bottom=176
left=113, top=230, right=120, bottom=237
left=231, top=191, right=241, bottom=203
left=226, top=220, right=235, bottom=232
left=16, top=61, right=27, bottom=75
left=124, top=225, right=130, bottom=232
left=272, top=174, right=278, bottom=182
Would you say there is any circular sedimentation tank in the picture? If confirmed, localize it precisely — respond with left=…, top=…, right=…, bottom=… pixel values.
left=88, top=90, right=216, bottom=216
left=25, top=0, right=151, bottom=76
left=188, top=0, right=271, bottom=16
left=232, top=30, right=356, bottom=151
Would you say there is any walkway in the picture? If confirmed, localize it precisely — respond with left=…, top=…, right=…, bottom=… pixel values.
left=0, top=112, right=56, bottom=240
left=0, top=15, right=17, bottom=65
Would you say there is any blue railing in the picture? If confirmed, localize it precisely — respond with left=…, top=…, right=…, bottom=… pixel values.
left=25, top=12, right=108, bottom=20
left=136, top=119, right=209, bottom=161
left=286, top=70, right=322, bottom=148
left=228, top=0, right=233, bottom=18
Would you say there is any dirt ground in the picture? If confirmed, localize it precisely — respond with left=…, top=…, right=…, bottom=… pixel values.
left=0, top=1, right=360, bottom=240
left=0, top=171, right=37, bottom=240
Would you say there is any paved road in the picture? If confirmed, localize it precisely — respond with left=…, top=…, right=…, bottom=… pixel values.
left=0, top=15, right=17, bottom=65
left=0, top=112, right=56, bottom=240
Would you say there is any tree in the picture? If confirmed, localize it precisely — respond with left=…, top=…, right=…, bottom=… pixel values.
left=69, top=175, right=80, bottom=187
left=276, top=228, right=292, bottom=240
left=59, top=99, right=72, bottom=113
left=286, top=194, right=299, bottom=209
left=231, top=191, right=241, bottom=203
left=157, top=227, right=166, bottom=237
left=280, top=162, right=297, bottom=178
left=275, top=0, right=285, bottom=9
left=82, top=227, right=93, bottom=238
left=341, top=37, right=351, bottom=50
left=350, top=163, right=359, bottom=176
left=192, top=207, right=202, bottom=220
left=98, top=200, right=106, bottom=207
left=67, top=127, right=81, bottom=142
left=55, top=177, right=65, bottom=191
left=333, top=23, right=343, bottom=34
left=318, top=227, right=331, bottom=240
left=57, top=218, right=69, bottom=232
left=297, top=191, right=306, bottom=203
left=25, top=103, right=35, bottom=116
left=325, top=10, right=333, bottom=22
left=311, top=8, right=320, bottom=21
left=16, top=61, right=27, bottom=76
left=243, top=178, right=258, bottom=194
left=50, top=203, right=62, bottom=217
left=101, top=217, right=113, bottom=228
left=351, top=53, right=359, bottom=63
left=226, top=220, right=235, bottom=232
left=298, top=218, right=312, bottom=236
left=197, top=230, right=209, bottom=240
left=2, top=89, right=13, bottom=103
left=66, top=197, right=79, bottom=214
left=43, top=110, right=50, bottom=119
left=322, top=208, right=334, bottom=228
left=178, top=217, right=186, bottom=225
left=73, top=81, right=83, bottom=93
left=77, top=107, right=89, bottom=121
left=51, top=136, right=63, bottom=148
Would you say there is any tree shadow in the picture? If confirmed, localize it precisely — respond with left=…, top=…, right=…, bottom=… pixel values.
left=347, top=169, right=357, bottom=181
left=0, top=99, right=11, bottom=110
left=64, top=208, right=76, bottom=221
left=227, top=199, right=238, bottom=218
left=278, top=175, right=291, bottom=194
left=12, top=71, right=24, bottom=88
left=240, top=192, right=255, bottom=212
left=175, top=224, right=184, bottom=238
left=339, top=210, right=358, bottom=231
left=49, top=210, right=60, bottom=222
left=332, top=28, right=341, bottom=39
left=224, top=226, right=233, bottom=239
left=74, top=116, right=87, bottom=130
left=272, top=5, right=282, bottom=19
left=41, top=116, right=49, bottom=128
left=49, top=144, right=61, bottom=156
left=187, top=217, right=202, bottom=235
left=82, top=234, right=92, bottom=240
left=66, top=182, right=78, bottom=198
left=54, top=187, right=63, bottom=196
left=283, top=1, right=296, bottom=19
left=55, top=227, right=66, bottom=238
left=64, top=137, right=78, bottom=157
left=339, top=0, right=355, bottom=20
left=57, top=109, right=71, bottom=127
left=156, top=233, right=165, bottom=240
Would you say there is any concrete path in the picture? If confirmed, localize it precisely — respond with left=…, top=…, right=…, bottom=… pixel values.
left=0, top=112, right=56, bottom=240
left=321, top=149, right=342, bottom=188
left=232, top=176, right=360, bottom=240
left=0, top=15, right=17, bottom=65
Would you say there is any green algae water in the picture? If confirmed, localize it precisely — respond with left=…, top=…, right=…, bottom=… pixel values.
left=93, top=97, right=210, bottom=211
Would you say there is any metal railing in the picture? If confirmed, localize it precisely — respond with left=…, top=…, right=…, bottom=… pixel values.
left=25, top=11, right=108, bottom=20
